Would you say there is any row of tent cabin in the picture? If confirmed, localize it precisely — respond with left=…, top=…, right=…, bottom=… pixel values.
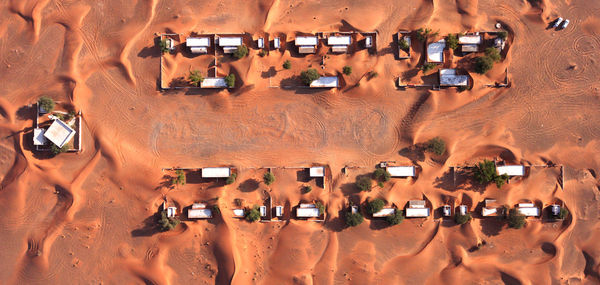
left=481, top=199, right=563, bottom=218
left=426, top=33, right=505, bottom=63
left=186, top=36, right=243, bottom=54
left=372, top=200, right=431, bottom=218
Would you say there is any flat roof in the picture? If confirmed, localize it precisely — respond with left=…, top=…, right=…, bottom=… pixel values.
left=310, top=76, right=338, bottom=88
left=295, top=36, right=318, bottom=46
left=439, top=69, right=468, bottom=86
left=218, top=37, right=243, bottom=47
left=44, top=119, right=76, bottom=148
left=327, top=36, right=351, bottom=46
left=461, top=44, right=479, bottom=52
left=296, top=207, right=320, bottom=217
left=427, top=39, right=445, bottom=63
left=517, top=207, right=539, bottom=217
left=188, top=209, right=212, bottom=219
left=497, top=165, right=525, bottom=176
left=406, top=208, right=430, bottom=217
left=409, top=200, right=426, bottom=207
left=33, top=128, right=47, bottom=146
left=482, top=208, right=498, bottom=216
left=309, top=166, right=324, bottom=177
left=298, top=46, right=316, bottom=53
left=273, top=37, right=280, bottom=48
left=331, top=46, right=348, bottom=53
left=458, top=35, right=481, bottom=44
left=233, top=209, right=245, bottom=217
left=200, top=77, right=228, bottom=88
left=372, top=208, right=395, bottom=217
left=190, top=47, right=208, bottom=54
left=387, top=166, right=415, bottom=177
left=186, top=37, right=210, bottom=47
left=201, top=167, right=231, bottom=178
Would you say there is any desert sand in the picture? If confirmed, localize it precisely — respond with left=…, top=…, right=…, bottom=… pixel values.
left=1, top=0, right=600, bottom=284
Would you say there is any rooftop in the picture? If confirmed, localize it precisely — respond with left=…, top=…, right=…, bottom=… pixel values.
left=310, top=76, right=338, bottom=88
left=295, top=36, right=318, bottom=46
left=427, top=39, right=445, bottom=63
left=202, top=167, right=231, bottom=178
left=309, top=166, right=325, bottom=177
left=497, top=165, right=525, bottom=176
left=218, top=37, right=243, bottom=47
left=386, top=166, right=415, bottom=177
left=186, top=37, right=210, bottom=47
left=327, top=36, right=351, bottom=46
left=201, top=77, right=228, bottom=88
left=439, top=69, right=469, bottom=86
left=43, top=119, right=76, bottom=148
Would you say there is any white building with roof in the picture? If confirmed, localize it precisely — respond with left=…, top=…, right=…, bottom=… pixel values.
left=295, top=36, right=318, bottom=54
left=386, top=166, right=415, bottom=177
left=405, top=200, right=430, bottom=217
left=517, top=203, right=540, bottom=217
left=459, top=34, right=481, bottom=53
left=202, top=167, right=231, bottom=178
left=439, top=69, right=469, bottom=87
left=33, top=128, right=47, bottom=146
left=186, top=37, right=211, bottom=54
left=217, top=37, right=243, bottom=53
left=427, top=39, right=445, bottom=63
left=497, top=165, right=525, bottom=176
left=309, top=166, right=325, bottom=177
left=188, top=203, right=213, bottom=219
left=44, top=119, right=76, bottom=148
left=372, top=208, right=395, bottom=217
left=296, top=203, right=320, bottom=218
left=309, top=76, right=339, bottom=88
left=327, top=35, right=351, bottom=53
left=200, top=77, right=229, bottom=89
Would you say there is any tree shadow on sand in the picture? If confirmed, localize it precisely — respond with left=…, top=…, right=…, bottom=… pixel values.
left=398, top=145, right=425, bottom=163
left=131, top=212, right=160, bottom=237
left=238, top=179, right=260, bottom=192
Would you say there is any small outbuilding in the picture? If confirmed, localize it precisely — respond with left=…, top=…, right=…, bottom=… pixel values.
left=365, top=36, right=373, bottom=48
left=257, top=38, right=264, bottom=49
left=296, top=203, right=320, bottom=218
left=273, top=37, right=280, bottom=49
left=458, top=34, right=481, bottom=53
left=327, top=35, right=351, bottom=53
left=405, top=200, right=430, bottom=218
left=309, top=166, right=325, bottom=177
left=44, top=119, right=76, bottom=148
left=386, top=166, right=415, bottom=177
left=481, top=199, right=503, bottom=217
left=427, top=39, right=445, bottom=63
left=517, top=203, right=540, bottom=217
left=186, top=37, right=211, bottom=54
left=33, top=128, right=47, bottom=146
left=295, top=36, right=318, bottom=54
left=188, top=203, right=213, bottom=219
left=310, top=76, right=339, bottom=88
left=275, top=206, right=283, bottom=217
left=497, top=165, right=525, bottom=176
left=373, top=208, right=396, bottom=218
left=218, top=37, right=243, bottom=53
left=200, top=77, right=229, bottom=89
left=439, top=69, right=469, bottom=87
left=201, top=167, right=231, bottom=178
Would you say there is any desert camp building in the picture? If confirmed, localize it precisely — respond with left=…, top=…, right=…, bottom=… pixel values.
left=296, top=203, right=321, bottom=218
left=188, top=203, right=213, bottom=219
left=186, top=37, right=211, bottom=54
left=496, top=165, right=525, bottom=177
left=516, top=203, right=540, bottom=217
left=327, top=35, right=351, bottom=53
left=458, top=34, right=482, bottom=53
left=295, top=36, right=318, bottom=54
left=201, top=167, right=231, bottom=178
left=372, top=207, right=396, bottom=218
left=405, top=200, right=430, bottom=218
left=427, top=39, right=445, bottom=63
left=386, top=166, right=416, bottom=177
left=200, top=77, right=230, bottom=89
left=310, top=76, right=339, bottom=88
left=43, top=119, right=76, bottom=148
left=481, top=199, right=504, bottom=217
left=217, top=36, right=243, bottom=54
left=439, top=69, right=469, bottom=87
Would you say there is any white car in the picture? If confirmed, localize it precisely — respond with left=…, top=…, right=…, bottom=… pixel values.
left=552, top=17, right=563, bottom=28
left=561, top=19, right=570, bottom=29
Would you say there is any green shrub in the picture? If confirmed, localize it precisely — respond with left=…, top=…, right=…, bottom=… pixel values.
left=421, top=63, right=437, bottom=73
left=472, top=160, right=508, bottom=188
left=212, top=205, right=221, bottom=215
left=158, top=210, right=180, bottom=231
left=50, top=143, right=69, bottom=155
left=474, top=56, right=494, bottom=74
left=234, top=198, right=244, bottom=207
left=302, top=185, right=312, bottom=194
left=300, top=68, right=320, bottom=85
left=508, top=208, right=526, bottom=229
left=369, top=71, right=379, bottom=78
left=159, top=38, right=170, bottom=53
left=283, top=60, right=291, bottom=69
left=454, top=212, right=472, bottom=224
left=172, top=169, right=186, bottom=186
left=263, top=172, right=275, bottom=185
left=315, top=201, right=325, bottom=215
left=367, top=199, right=385, bottom=215
left=343, top=66, right=352, bottom=75
left=557, top=207, right=569, bottom=220
left=497, top=31, right=508, bottom=40
left=398, top=38, right=410, bottom=50
left=224, top=74, right=235, bottom=88
left=485, top=47, right=501, bottom=62
left=378, top=181, right=384, bottom=188
left=345, top=211, right=364, bottom=227
left=38, top=97, right=55, bottom=113
left=426, top=137, right=446, bottom=155
left=225, top=173, right=237, bottom=185
left=356, top=176, right=372, bottom=192
left=259, top=49, right=267, bottom=57
left=233, top=45, right=249, bottom=59
left=188, top=70, right=204, bottom=86
left=446, top=34, right=459, bottom=50
left=386, top=210, right=404, bottom=225
left=373, top=168, right=391, bottom=182
left=245, top=206, right=261, bottom=222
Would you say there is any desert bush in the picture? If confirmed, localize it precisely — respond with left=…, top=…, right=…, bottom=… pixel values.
left=369, top=71, right=379, bottom=78
left=415, top=28, right=437, bottom=42
left=159, top=39, right=169, bottom=53
left=259, top=49, right=267, bottom=57
left=302, top=185, right=312, bottom=194
left=426, top=137, right=446, bottom=155
left=158, top=210, right=180, bottom=231
left=263, top=172, right=275, bottom=185
left=225, top=173, right=237, bottom=185
left=283, top=60, right=291, bottom=69
left=343, top=66, right=352, bottom=75
left=233, top=45, right=249, bottom=59
left=454, top=212, right=472, bottom=224
left=50, top=143, right=69, bottom=155
left=38, top=97, right=55, bottom=113
left=225, top=74, right=235, bottom=88
left=315, top=201, right=325, bottom=215
left=234, top=198, right=244, bottom=207
left=172, top=169, right=186, bottom=186
left=508, top=208, right=526, bottom=229
left=300, top=68, right=320, bottom=85
left=386, top=210, right=404, bottom=225
left=398, top=38, right=410, bottom=50
left=245, top=206, right=261, bottom=222
left=446, top=33, right=459, bottom=50
left=474, top=56, right=494, bottom=74
left=212, top=205, right=221, bottom=215
left=373, top=168, right=391, bottom=182
left=345, top=211, right=364, bottom=227
left=355, top=176, right=372, bottom=192
left=485, top=47, right=501, bottom=62
left=472, top=160, right=508, bottom=188
left=497, top=31, right=508, bottom=40
left=367, top=199, right=385, bottom=215
left=557, top=207, right=569, bottom=220
left=378, top=181, right=384, bottom=188
left=421, top=63, right=437, bottom=73
left=188, top=70, right=204, bottom=86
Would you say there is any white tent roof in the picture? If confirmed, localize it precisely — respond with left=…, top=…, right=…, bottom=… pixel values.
left=517, top=207, right=539, bottom=217
left=482, top=208, right=498, bottom=216
left=439, top=69, right=468, bottom=86
left=201, top=77, right=228, bottom=88
left=233, top=209, right=245, bottom=217
left=427, top=39, right=445, bottom=63
left=458, top=35, right=481, bottom=44
left=33, top=128, right=47, bottom=146
left=188, top=209, right=213, bottom=219
left=296, top=207, right=320, bottom=217
left=310, top=76, right=338, bottom=88
left=202, top=167, right=231, bottom=178
left=44, top=119, right=75, bottom=148
left=218, top=37, right=243, bottom=47
left=295, top=36, right=318, bottom=46
left=406, top=207, right=429, bottom=217
left=309, top=166, right=324, bottom=177
left=387, top=166, right=415, bottom=177
left=186, top=37, right=210, bottom=47
left=372, top=208, right=395, bottom=217
left=327, top=36, right=351, bottom=46
left=497, top=165, right=525, bottom=176
left=273, top=37, right=280, bottom=48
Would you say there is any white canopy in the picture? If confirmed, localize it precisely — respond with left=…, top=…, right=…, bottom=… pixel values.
left=439, top=69, right=468, bottom=86
left=387, top=166, right=415, bottom=177
left=497, top=165, right=525, bottom=176
left=458, top=35, right=481, bottom=44
left=309, top=166, right=324, bottom=177
left=218, top=37, right=243, bottom=47
left=295, top=36, right=318, bottom=46
left=310, top=76, right=338, bottom=88
left=44, top=119, right=75, bottom=148
left=482, top=208, right=497, bottom=216
left=202, top=167, right=231, bottom=178
left=201, top=77, right=228, bottom=88
left=33, top=128, right=47, bottom=146
left=296, top=207, right=319, bottom=217
left=372, top=208, right=395, bottom=217
left=188, top=209, right=212, bottom=219
left=233, top=209, right=245, bottom=217
left=406, top=207, right=429, bottom=217
left=187, top=37, right=210, bottom=47
left=327, top=36, right=351, bottom=46
left=517, top=207, right=539, bottom=217
left=275, top=206, right=283, bottom=217
left=427, top=39, right=445, bottom=63
left=273, top=37, right=280, bottom=48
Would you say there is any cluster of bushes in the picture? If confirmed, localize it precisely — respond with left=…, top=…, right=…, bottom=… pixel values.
left=283, top=60, right=291, bottom=69
left=158, top=210, right=180, bottom=231
left=446, top=33, right=459, bottom=50
left=373, top=168, right=391, bottom=188
left=226, top=173, right=237, bottom=185
left=245, top=206, right=261, bottom=222
left=263, top=172, right=275, bottom=185
left=302, top=185, right=312, bottom=194
left=454, top=212, right=472, bottom=225
left=421, top=63, right=437, bottom=73
left=172, top=169, right=186, bottom=186
left=474, top=47, right=501, bottom=74
left=233, top=45, right=249, bottom=59
left=188, top=70, right=203, bottom=86
left=398, top=38, right=410, bottom=51
left=355, top=176, right=372, bottom=192
left=159, top=39, right=170, bottom=54
left=342, top=66, right=352, bottom=75
left=300, top=68, right=320, bottom=85
left=415, top=28, right=439, bottom=42
left=224, top=74, right=235, bottom=88
left=425, top=137, right=446, bottom=155
left=472, top=159, right=509, bottom=188
left=38, top=97, right=55, bottom=113
left=507, top=208, right=526, bottom=229
left=50, top=143, right=69, bottom=155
